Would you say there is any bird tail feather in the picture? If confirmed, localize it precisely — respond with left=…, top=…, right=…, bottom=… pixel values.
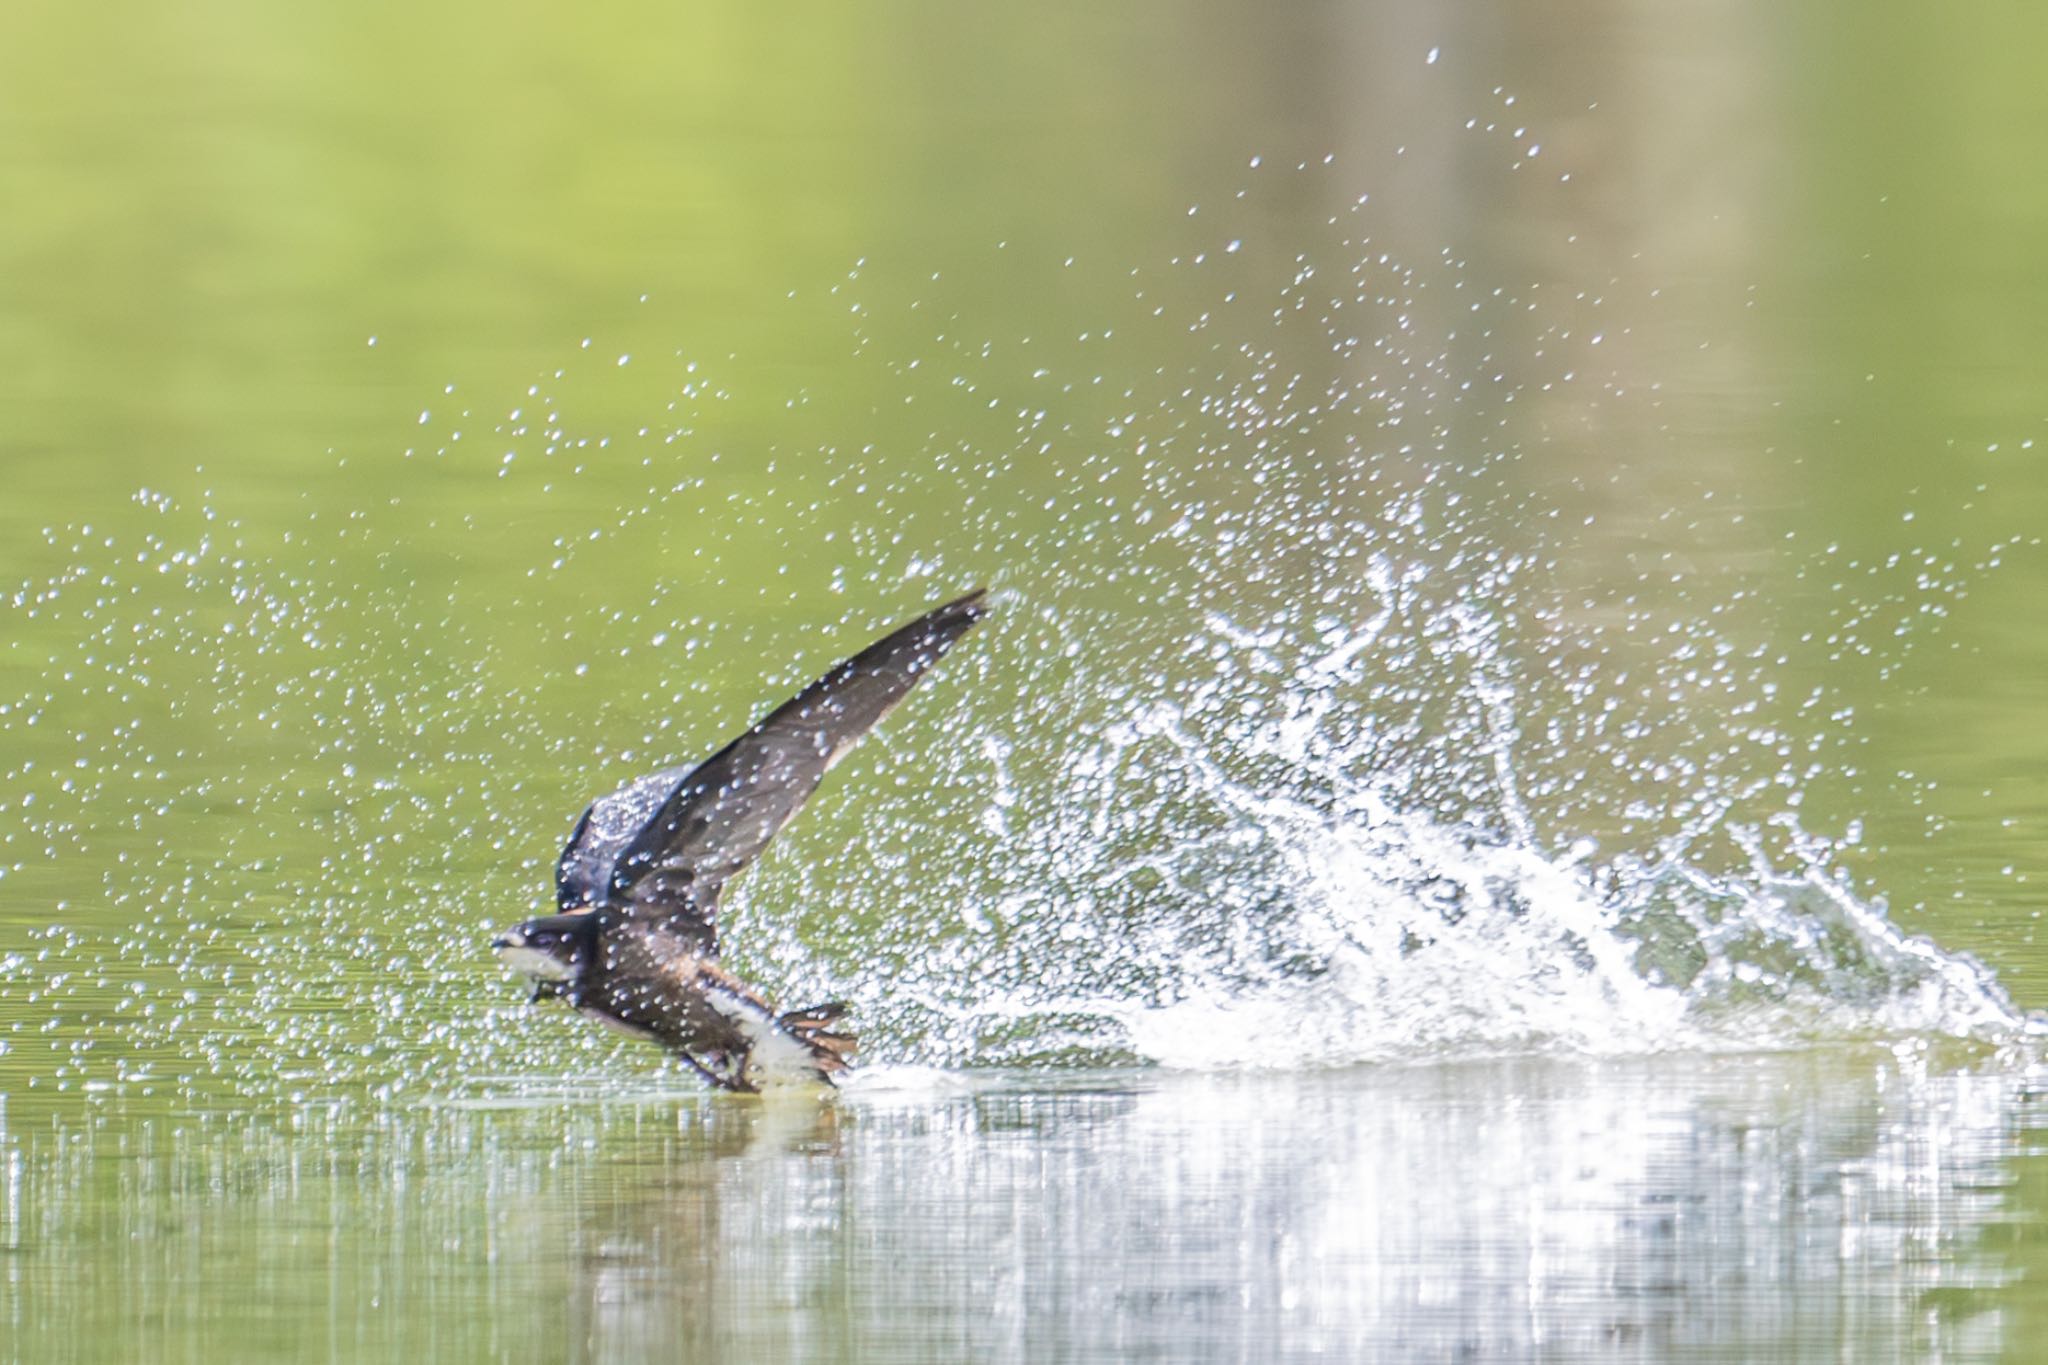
left=778, top=1001, right=857, bottom=1073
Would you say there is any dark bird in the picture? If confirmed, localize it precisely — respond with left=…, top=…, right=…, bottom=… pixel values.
left=492, top=589, right=988, bottom=1093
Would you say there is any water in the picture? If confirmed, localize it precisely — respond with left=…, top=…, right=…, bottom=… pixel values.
left=5, top=1, right=2048, bottom=1360
left=5, top=1058, right=2041, bottom=1363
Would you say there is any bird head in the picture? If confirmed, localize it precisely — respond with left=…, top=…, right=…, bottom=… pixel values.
left=491, top=911, right=592, bottom=985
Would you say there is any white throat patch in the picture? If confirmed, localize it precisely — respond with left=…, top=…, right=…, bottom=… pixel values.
left=495, top=943, right=574, bottom=982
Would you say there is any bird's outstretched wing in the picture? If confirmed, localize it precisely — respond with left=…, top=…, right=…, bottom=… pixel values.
left=601, top=587, right=988, bottom=936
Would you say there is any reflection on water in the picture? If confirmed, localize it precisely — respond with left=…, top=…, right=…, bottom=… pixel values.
left=3, top=1055, right=2037, bottom=1362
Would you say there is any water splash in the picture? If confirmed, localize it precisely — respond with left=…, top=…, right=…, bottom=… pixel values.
left=1119, top=782, right=2030, bottom=1068
left=1, top=150, right=2039, bottom=1104
left=830, top=552, right=2037, bottom=1071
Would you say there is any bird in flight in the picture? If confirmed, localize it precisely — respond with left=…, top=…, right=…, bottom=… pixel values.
left=492, top=588, right=988, bottom=1092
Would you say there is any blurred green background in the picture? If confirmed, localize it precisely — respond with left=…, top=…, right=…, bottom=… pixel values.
left=2, top=0, right=2042, bottom=981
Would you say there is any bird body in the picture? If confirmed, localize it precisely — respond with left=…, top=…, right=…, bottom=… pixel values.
left=492, top=589, right=986, bottom=1092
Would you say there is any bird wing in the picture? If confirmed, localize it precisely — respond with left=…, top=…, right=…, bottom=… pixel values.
left=554, top=764, right=695, bottom=910
left=601, top=587, right=988, bottom=936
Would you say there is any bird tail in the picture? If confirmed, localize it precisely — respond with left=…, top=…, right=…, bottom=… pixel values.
left=778, top=1001, right=857, bottom=1074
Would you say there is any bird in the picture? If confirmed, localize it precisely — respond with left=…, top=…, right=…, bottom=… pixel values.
left=491, top=588, right=988, bottom=1093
